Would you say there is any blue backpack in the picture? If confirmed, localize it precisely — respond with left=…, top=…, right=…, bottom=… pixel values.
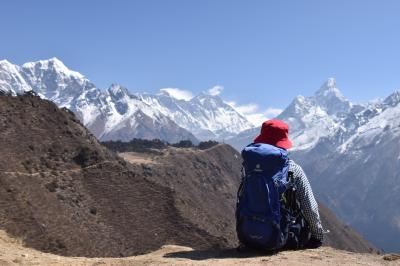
left=236, top=143, right=291, bottom=250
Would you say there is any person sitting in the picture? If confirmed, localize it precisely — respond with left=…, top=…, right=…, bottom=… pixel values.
left=236, top=119, right=324, bottom=251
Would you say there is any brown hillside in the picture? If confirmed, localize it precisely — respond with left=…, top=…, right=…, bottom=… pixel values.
left=0, top=94, right=225, bottom=257
left=120, top=147, right=378, bottom=254
left=0, top=94, right=377, bottom=258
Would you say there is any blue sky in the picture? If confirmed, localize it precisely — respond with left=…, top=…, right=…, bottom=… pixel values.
left=2, top=0, right=400, bottom=124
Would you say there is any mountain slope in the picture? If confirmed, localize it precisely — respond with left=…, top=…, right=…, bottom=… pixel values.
left=0, top=93, right=224, bottom=257
left=0, top=60, right=32, bottom=94
left=0, top=58, right=253, bottom=142
left=291, top=92, right=400, bottom=252
left=0, top=58, right=198, bottom=144
left=138, top=92, right=253, bottom=140
left=0, top=94, right=377, bottom=257
left=227, top=78, right=355, bottom=151
left=227, top=79, right=400, bottom=252
left=115, top=152, right=377, bottom=253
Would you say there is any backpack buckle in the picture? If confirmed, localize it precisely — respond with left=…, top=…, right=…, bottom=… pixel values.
left=253, top=164, right=263, bottom=172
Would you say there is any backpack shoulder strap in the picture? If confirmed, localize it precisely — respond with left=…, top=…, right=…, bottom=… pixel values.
left=282, top=170, right=297, bottom=210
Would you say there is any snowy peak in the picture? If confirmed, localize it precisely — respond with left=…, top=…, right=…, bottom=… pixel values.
left=158, top=89, right=174, bottom=98
left=18, top=58, right=94, bottom=105
left=270, top=79, right=353, bottom=150
left=191, top=92, right=225, bottom=107
left=0, top=59, right=17, bottom=71
left=383, top=90, right=400, bottom=107
left=106, top=84, right=131, bottom=115
left=280, top=79, right=400, bottom=152
left=157, top=88, right=193, bottom=101
left=282, top=78, right=351, bottom=119
left=314, top=78, right=351, bottom=115
left=0, top=58, right=198, bottom=144
left=137, top=90, right=253, bottom=140
left=107, top=84, right=130, bottom=99
left=324, top=77, right=337, bottom=87
left=315, top=78, right=342, bottom=97
left=228, top=78, right=400, bottom=156
left=0, top=60, right=31, bottom=95
left=1, top=58, right=253, bottom=142
left=22, top=57, right=84, bottom=79
left=284, top=95, right=310, bottom=115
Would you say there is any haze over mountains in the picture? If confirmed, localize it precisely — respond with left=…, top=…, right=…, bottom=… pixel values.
left=1, top=58, right=400, bottom=252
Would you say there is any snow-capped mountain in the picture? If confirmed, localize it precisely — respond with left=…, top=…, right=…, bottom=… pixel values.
left=0, top=60, right=32, bottom=94
left=2, top=58, right=400, bottom=251
left=226, top=78, right=400, bottom=252
left=339, top=91, right=400, bottom=153
left=227, top=78, right=354, bottom=150
left=0, top=58, right=198, bottom=143
left=227, top=78, right=383, bottom=152
left=137, top=91, right=253, bottom=140
left=292, top=90, right=400, bottom=252
left=0, top=58, right=253, bottom=143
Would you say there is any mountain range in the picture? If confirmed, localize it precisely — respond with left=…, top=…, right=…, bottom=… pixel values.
left=1, top=58, right=399, bottom=252
left=0, top=93, right=377, bottom=257
left=228, top=78, right=366, bottom=150
left=0, top=58, right=253, bottom=143
left=228, top=78, right=400, bottom=252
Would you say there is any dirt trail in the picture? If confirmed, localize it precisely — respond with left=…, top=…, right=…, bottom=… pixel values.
left=0, top=160, right=114, bottom=176
left=118, top=152, right=158, bottom=165
left=0, top=230, right=398, bottom=266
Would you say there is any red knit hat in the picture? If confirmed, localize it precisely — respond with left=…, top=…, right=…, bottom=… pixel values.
left=254, top=119, right=292, bottom=149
